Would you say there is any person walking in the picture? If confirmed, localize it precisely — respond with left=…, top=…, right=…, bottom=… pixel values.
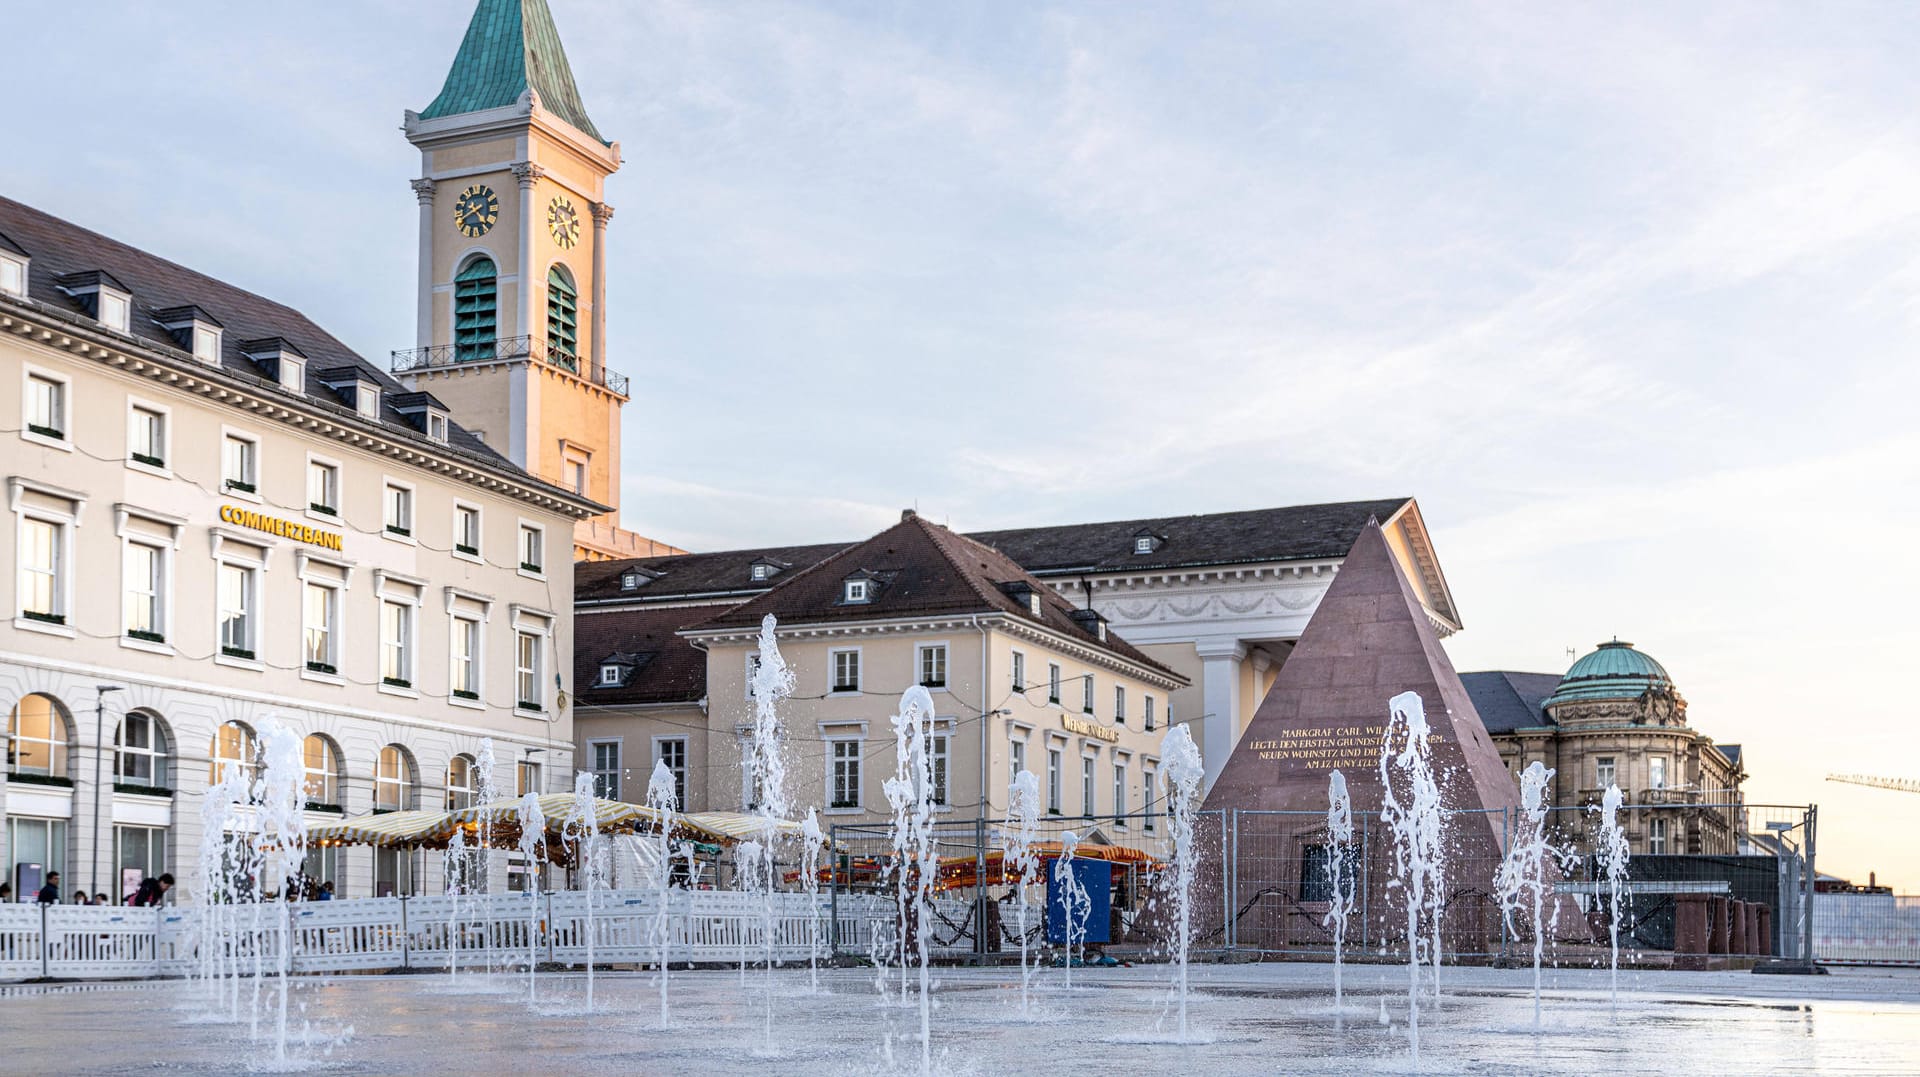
left=36, top=872, right=62, bottom=904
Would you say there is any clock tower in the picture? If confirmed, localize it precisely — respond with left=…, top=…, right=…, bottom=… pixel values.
left=397, top=0, right=680, bottom=561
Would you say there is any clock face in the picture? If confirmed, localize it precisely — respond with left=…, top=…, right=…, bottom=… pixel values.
left=452, top=184, right=498, bottom=238
left=548, top=196, right=581, bottom=249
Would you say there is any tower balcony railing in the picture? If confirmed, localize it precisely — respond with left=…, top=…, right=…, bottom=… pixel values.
left=390, top=335, right=628, bottom=397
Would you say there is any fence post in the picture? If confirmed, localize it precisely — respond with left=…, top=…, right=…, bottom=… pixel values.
left=1803, top=805, right=1817, bottom=968
left=40, top=901, right=50, bottom=979
left=1499, top=806, right=1511, bottom=963
left=545, top=889, right=556, bottom=967
left=398, top=895, right=410, bottom=971
left=829, top=823, right=842, bottom=958
left=974, top=815, right=989, bottom=961
left=1228, top=809, right=1240, bottom=954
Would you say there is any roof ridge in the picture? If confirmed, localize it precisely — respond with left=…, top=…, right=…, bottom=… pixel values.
left=968, top=497, right=1413, bottom=537
left=908, top=514, right=1012, bottom=612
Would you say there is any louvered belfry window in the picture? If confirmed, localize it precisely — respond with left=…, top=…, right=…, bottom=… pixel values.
left=546, top=265, right=578, bottom=369
left=454, top=257, right=496, bottom=362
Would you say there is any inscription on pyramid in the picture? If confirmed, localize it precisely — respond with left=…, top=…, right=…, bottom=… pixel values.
left=1203, top=519, right=1518, bottom=817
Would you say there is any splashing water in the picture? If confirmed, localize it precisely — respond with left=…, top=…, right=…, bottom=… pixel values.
left=1496, top=760, right=1557, bottom=1030
left=446, top=827, right=468, bottom=981
left=800, top=807, right=825, bottom=993
left=195, top=765, right=248, bottom=1020
left=1379, top=690, right=1445, bottom=1068
left=1323, top=769, right=1357, bottom=1027
left=1007, top=769, right=1042, bottom=1016
left=516, top=792, right=546, bottom=1005
left=1596, top=783, right=1631, bottom=1013
left=1055, top=831, right=1091, bottom=993
left=883, top=686, right=939, bottom=1074
left=1159, top=724, right=1205, bottom=1040
left=254, top=720, right=308, bottom=1070
left=474, top=739, right=497, bottom=976
left=564, top=771, right=603, bottom=1012
left=746, top=614, right=796, bottom=1052
left=646, top=760, right=678, bottom=1027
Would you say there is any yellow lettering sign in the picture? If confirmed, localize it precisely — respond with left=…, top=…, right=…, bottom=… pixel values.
left=1061, top=714, right=1121, bottom=743
left=220, top=505, right=343, bottom=551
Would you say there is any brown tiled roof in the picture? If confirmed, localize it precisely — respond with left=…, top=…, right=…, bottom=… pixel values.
left=684, top=513, right=1182, bottom=680
left=572, top=604, right=712, bottom=705
left=575, top=542, right=850, bottom=603
left=969, top=498, right=1412, bottom=575
left=0, top=196, right=593, bottom=508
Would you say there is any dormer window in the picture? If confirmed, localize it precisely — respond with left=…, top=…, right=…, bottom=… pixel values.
left=317, top=366, right=382, bottom=420
left=56, top=270, right=132, bottom=334
left=620, top=571, right=645, bottom=591
left=1131, top=529, right=1163, bottom=556
left=391, top=391, right=452, bottom=444
left=0, top=234, right=28, bottom=297
left=426, top=411, right=448, bottom=444
left=598, top=663, right=625, bottom=687
left=1070, top=607, right=1109, bottom=642
left=242, top=338, right=307, bottom=393
left=1000, top=580, right=1046, bottom=618
left=752, top=563, right=771, bottom=582
left=155, top=306, right=224, bottom=366
left=844, top=578, right=871, bottom=604
left=357, top=386, right=381, bottom=419
left=749, top=557, right=788, bottom=583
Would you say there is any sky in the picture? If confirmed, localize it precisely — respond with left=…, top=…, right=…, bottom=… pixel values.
left=7, top=1, right=1918, bottom=887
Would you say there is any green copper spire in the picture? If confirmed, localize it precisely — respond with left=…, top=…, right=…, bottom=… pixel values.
left=421, top=0, right=604, bottom=143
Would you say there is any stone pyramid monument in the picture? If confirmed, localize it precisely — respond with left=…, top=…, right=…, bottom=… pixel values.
left=1203, top=518, right=1518, bottom=817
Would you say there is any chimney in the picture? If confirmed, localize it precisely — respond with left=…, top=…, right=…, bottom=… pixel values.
left=901, top=508, right=917, bottom=521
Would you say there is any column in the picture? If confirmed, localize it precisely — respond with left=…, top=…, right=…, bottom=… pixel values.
left=410, top=178, right=436, bottom=351
left=511, top=162, right=545, bottom=344
left=1194, top=638, right=1246, bottom=793
left=589, top=202, right=613, bottom=377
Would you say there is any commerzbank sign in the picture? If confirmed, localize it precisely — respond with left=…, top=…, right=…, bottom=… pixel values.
left=1061, top=714, right=1120, bottom=743
left=219, top=505, right=344, bottom=551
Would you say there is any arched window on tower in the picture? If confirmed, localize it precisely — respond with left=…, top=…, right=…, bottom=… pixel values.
left=454, top=256, right=497, bottom=362
left=546, top=265, right=578, bottom=371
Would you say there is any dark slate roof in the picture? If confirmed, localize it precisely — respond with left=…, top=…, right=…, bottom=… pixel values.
left=573, top=605, right=711, bottom=706
left=1720, top=744, right=1742, bottom=766
left=968, top=498, right=1412, bottom=575
left=421, top=0, right=605, bottom=143
left=685, top=513, right=1182, bottom=680
left=0, top=196, right=594, bottom=508
left=0, top=229, right=26, bottom=257
left=1459, top=671, right=1561, bottom=735
left=575, top=542, right=852, bottom=603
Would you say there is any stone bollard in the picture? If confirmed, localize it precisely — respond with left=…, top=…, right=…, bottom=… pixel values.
left=1708, top=896, right=1730, bottom=956
left=1674, top=894, right=1709, bottom=970
left=1757, top=904, right=1774, bottom=957
left=1729, top=901, right=1748, bottom=956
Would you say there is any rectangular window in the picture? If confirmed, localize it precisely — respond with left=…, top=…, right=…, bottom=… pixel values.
left=374, top=848, right=415, bottom=897
left=302, top=582, right=336, bottom=672
left=1047, top=664, right=1062, bottom=705
left=1082, top=674, right=1095, bottom=714
left=1114, top=685, right=1126, bottom=724
left=656, top=738, right=688, bottom=808
left=1144, top=695, right=1156, bottom=732
left=564, top=454, right=588, bottom=496
left=19, top=517, right=62, bottom=624
left=1649, top=756, right=1668, bottom=790
left=918, top=643, right=948, bottom=689
left=26, top=372, right=65, bottom=440
left=1010, top=738, right=1026, bottom=787
left=0, top=254, right=23, bottom=296
left=427, top=412, right=448, bottom=443
left=516, top=631, right=543, bottom=710
left=123, top=542, right=163, bottom=641
left=380, top=600, right=412, bottom=687
left=591, top=741, right=621, bottom=800
left=453, top=504, right=480, bottom=556
left=98, top=291, right=130, bottom=333
left=451, top=617, right=480, bottom=698
left=128, top=405, right=166, bottom=468
left=517, top=761, right=541, bottom=798
left=1143, top=768, right=1157, bottom=832
left=217, top=562, right=254, bottom=658
left=1010, top=651, right=1026, bottom=692
left=830, top=740, right=862, bottom=809
left=1081, top=755, right=1096, bottom=816
left=519, top=524, right=544, bottom=573
left=929, top=733, right=950, bottom=807
left=831, top=648, right=861, bottom=693
left=1113, top=762, right=1127, bottom=824
left=1596, top=756, right=1617, bottom=789
left=307, top=460, right=338, bottom=516
left=1648, top=817, right=1668, bottom=854
left=1047, top=747, right=1063, bottom=813
left=193, top=327, right=221, bottom=365
left=383, top=483, right=412, bottom=536
left=115, top=825, right=167, bottom=903
left=222, top=434, right=256, bottom=493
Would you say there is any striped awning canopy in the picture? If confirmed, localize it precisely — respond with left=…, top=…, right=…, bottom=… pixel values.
left=682, top=811, right=817, bottom=844
left=308, top=809, right=453, bottom=848
left=309, top=797, right=732, bottom=852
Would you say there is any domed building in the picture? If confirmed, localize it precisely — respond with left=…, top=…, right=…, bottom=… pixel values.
left=1462, top=640, right=1747, bottom=856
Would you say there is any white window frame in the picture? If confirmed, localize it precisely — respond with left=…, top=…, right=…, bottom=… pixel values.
left=1143, top=763, right=1158, bottom=833
left=451, top=500, right=483, bottom=561
left=305, top=454, right=341, bottom=521
left=114, top=506, right=181, bottom=654
left=517, top=521, right=545, bottom=577
left=121, top=538, right=166, bottom=645
left=1143, top=694, right=1156, bottom=732
left=1649, top=755, right=1670, bottom=790
left=829, top=646, right=863, bottom=695
left=355, top=384, right=381, bottom=420
left=598, top=662, right=624, bottom=687
left=916, top=641, right=950, bottom=691
left=448, top=611, right=484, bottom=708
left=928, top=729, right=951, bottom=807
left=302, top=579, right=340, bottom=677
left=588, top=738, right=622, bottom=800
left=826, top=737, right=864, bottom=811
left=515, top=628, right=546, bottom=714
left=1596, top=756, right=1617, bottom=789
left=744, top=651, right=762, bottom=700
left=1134, top=535, right=1154, bottom=555
left=426, top=411, right=449, bottom=444
left=0, top=252, right=26, bottom=297
left=213, top=551, right=264, bottom=669
left=1112, top=756, right=1129, bottom=826
left=1081, top=751, right=1097, bottom=817
left=125, top=397, right=170, bottom=476
left=843, top=578, right=870, bottom=603
left=97, top=288, right=130, bottom=334
left=378, top=594, right=419, bottom=696
left=1010, top=649, right=1026, bottom=692
left=1046, top=742, right=1064, bottom=815
left=114, top=711, right=169, bottom=789
left=1648, top=817, right=1668, bottom=855
left=652, top=735, right=689, bottom=810
left=382, top=478, right=416, bottom=543
left=1081, top=673, right=1095, bottom=715
left=1009, top=732, right=1027, bottom=789
left=1114, top=685, right=1126, bottom=724
left=374, top=745, right=414, bottom=812
left=21, top=365, right=72, bottom=451
left=562, top=446, right=591, bottom=497
left=12, top=479, right=83, bottom=638
left=302, top=734, right=340, bottom=806
left=191, top=324, right=223, bottom=365
left=1047, top=663, right=1062, bottom=706
left=220, top=427, right=260, bottom=500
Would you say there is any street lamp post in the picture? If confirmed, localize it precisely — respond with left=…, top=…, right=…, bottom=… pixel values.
left=90, top=685, right=124, bottom=902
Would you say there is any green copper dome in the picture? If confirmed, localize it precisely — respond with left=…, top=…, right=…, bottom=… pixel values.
left=1545, top=639, right=1675, bottom=706
left=421, top=0, right=605, bottom=143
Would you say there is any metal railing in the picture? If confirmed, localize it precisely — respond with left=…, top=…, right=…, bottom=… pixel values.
left=390, top=335, right=629, bottom=397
